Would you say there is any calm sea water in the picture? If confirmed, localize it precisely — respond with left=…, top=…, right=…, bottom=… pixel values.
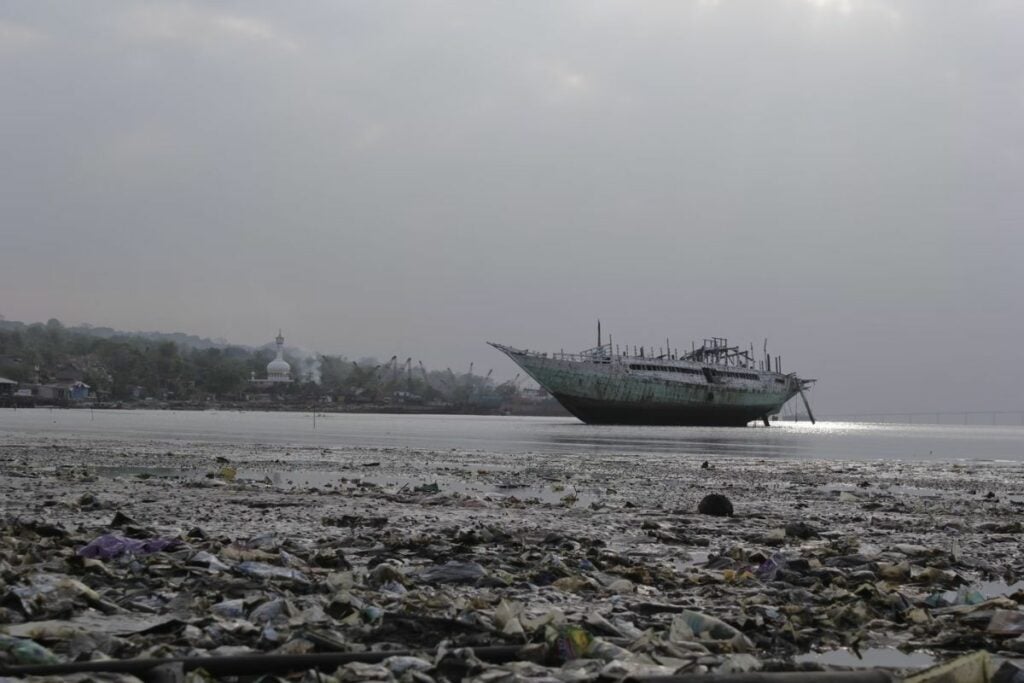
left=2, top=409, right=1023, bottom=462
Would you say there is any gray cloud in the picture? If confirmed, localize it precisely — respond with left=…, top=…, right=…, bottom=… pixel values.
left=2, top=1, right=1022, bottom=415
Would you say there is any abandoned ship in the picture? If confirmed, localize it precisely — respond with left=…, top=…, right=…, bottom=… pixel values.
left=489, top=329, right=815, bottom=427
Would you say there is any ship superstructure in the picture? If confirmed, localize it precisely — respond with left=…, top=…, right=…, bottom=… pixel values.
left=489, top=332, right=815, bottom=426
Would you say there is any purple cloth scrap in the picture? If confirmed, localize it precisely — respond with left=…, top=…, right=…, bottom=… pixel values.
left=77, top=534, right=180, bottom=559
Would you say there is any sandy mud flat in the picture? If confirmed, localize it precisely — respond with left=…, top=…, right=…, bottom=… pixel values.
left=2, top=433, right=1024, bottom=681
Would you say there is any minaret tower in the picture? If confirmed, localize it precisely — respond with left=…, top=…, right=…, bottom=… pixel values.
left=266, top=329, right=292, bottom=382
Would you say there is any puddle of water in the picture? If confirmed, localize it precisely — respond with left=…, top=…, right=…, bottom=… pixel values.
left=94, top=465, right=598, bottom=506
left=480, top=482, right=599, bottom=506
left=241, top=470, right=355, bottom=489
left=820, top=483, right=947, bottom=498
left=796, top=648, right=935, bottom=669
left=462, top=461, right=517, bottom=472
left=887, top=485, right=947, bottom=498
left=94, top=466, right=184, bottom=479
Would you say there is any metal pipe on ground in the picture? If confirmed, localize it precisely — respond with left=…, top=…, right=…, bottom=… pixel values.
left=0, top=651, right=902, bottom=683
left=634, top=673, right=894, bottom=683
left=0, top=656, right=899, bottom=683
left=0, top=646, right=528, bottom=680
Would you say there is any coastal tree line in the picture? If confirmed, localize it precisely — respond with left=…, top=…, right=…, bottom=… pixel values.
left=0, top=318, right=518, bottom=407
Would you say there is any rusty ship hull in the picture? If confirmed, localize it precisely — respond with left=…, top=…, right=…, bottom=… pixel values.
left=490, top=339, right=814, bottom=427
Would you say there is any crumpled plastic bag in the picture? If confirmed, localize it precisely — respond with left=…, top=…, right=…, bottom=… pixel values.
left=0, top=634, right=61, bottom=665
left=235, top=561, right=308, bottom=584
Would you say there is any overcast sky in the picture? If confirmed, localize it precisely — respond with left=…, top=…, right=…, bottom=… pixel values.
left=2, top=1, right=1021, bottom=416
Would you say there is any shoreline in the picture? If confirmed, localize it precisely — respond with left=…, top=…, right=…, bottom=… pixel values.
left=2, top=434, right=1024, bottom=680
left=0, top=402, right=572, bottom=419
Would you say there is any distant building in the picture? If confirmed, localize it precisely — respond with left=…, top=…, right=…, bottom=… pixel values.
left=39, top=381, right=90, bottom=402
left=13, top=380, right=90, bottom=403
left=249, top=331, right=294, bottom=386
left=0, top=377, right=16, bottom=397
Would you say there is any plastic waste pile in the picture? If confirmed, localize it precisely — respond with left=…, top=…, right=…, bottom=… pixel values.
left=2, top=440, right=1024, bottom=681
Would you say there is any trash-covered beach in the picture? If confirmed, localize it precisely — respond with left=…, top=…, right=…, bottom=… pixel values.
left=3, top=431, right=1024, bottom=681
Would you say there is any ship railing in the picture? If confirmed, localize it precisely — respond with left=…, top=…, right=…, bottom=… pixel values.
left=552, top=343, right=613, bottom=362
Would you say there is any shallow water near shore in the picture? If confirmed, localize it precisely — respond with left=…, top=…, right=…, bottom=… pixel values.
left=88, top=464, right=601, bottom=506
left=2, top=408, right=1024, bottom=462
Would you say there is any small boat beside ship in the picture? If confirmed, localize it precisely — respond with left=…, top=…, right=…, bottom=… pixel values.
left=489, top=328, right=815, bottom=427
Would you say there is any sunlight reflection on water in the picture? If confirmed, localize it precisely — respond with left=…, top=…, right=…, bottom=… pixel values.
left=2, top=409, right=1024, bottom=462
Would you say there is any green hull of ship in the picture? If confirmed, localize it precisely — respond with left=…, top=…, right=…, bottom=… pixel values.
left=511, top=354, right=797, bottom=427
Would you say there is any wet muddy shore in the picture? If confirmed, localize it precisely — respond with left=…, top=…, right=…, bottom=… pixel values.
left=3, top=433, right=1024, bottom=681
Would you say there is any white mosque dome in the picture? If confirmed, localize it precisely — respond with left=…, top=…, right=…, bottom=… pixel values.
left=248, top=330, right=294, bottom=385
left=267, top=358, right=291, bottom=375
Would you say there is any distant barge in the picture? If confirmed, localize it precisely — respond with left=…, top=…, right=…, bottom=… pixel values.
left=490, top=330, right=815, bottom=427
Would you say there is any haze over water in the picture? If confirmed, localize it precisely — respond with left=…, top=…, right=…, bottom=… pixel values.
left=3, top=3, right=1022, bottom=418
left=3, top=410, right=1023, bottom=463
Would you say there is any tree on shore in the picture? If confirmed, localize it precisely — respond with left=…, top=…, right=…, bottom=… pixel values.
left=0, top=318, right=519, bottom=408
